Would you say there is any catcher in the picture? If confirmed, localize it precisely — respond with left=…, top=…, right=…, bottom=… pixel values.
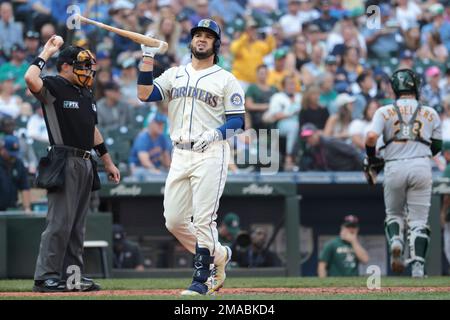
left=364, top=69, right=442, bottom=277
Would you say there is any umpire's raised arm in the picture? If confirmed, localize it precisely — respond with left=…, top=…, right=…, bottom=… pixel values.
left=25, top=35, right=64, bottom=96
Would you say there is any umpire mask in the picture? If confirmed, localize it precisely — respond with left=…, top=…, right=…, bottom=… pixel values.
left=72, top=50, right=97, bottom=88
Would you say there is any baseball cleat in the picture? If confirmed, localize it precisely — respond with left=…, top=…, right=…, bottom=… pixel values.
left=207, top=246, right=232, bottom=295
left=390, top=242, right=405, bottom=273
left=411, top=261, right=425, bottom=278
left=181, top=281, right=208, bottom=296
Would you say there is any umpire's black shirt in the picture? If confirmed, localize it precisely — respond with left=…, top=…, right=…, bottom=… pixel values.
left=32, top=75, right=98, bottom=150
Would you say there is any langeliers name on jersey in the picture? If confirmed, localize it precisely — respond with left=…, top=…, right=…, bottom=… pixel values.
left=381, top=105, right=435, bottom=122
left=170, top=86, right=219, bottom=108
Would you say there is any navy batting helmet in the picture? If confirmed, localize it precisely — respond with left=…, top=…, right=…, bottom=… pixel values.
left=390, top=68, right=421, bottom=100
left=190, top=19, right=221, bottom=54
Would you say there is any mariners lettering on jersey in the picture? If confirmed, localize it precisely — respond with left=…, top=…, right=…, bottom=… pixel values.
left=381, top=105, right=434, bottom=122
left=170, top=86, right=219, bottom=108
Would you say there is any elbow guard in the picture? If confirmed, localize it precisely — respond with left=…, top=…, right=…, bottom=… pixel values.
left=430, top=139, right=442, bottom=156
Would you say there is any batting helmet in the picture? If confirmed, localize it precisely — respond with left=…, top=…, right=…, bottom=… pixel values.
left=390, top=68, right=421, bottom=100
left=190, top=19, right=221, bottom=54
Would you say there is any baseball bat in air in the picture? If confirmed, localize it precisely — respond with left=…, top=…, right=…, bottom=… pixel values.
left=75, top=14, right=168, bottom=54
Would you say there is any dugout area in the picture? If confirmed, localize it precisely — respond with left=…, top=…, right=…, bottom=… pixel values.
left=0, top=173, right=447, bottom=280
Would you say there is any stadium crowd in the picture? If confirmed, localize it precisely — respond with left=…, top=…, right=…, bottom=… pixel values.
left=0, top=0, right=449, bottom=181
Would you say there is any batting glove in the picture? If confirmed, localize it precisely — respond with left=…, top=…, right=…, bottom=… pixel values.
left=141, top=32, right=165, bottom=58
left=192, top=129, right=221, bottom=153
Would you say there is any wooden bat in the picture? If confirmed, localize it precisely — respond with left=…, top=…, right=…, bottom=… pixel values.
left=75, top=14, right=168, bottom=54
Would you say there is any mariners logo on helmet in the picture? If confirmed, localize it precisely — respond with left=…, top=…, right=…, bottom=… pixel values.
left=200, top=20, right=211, bottom=28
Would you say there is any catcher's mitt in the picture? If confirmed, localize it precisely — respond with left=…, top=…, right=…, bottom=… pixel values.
left=363, top=156, right=385, bottom=185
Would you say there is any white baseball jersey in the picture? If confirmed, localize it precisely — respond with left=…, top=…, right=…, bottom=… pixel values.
left=153, top=63, right=245, bottom=143
left=369, top=99, right=441, bottom=161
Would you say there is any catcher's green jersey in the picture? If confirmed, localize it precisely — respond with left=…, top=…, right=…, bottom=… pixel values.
left=319, top=237, right=359, bottom=276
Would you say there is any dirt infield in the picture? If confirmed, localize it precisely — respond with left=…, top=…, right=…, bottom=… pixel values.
left=2, top=287, right=450, bottom=297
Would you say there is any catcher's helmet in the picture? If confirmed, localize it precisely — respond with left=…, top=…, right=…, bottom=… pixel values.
left=190, top=19, right=221, bottom=54
left=390, top=68, right=421, bottom=99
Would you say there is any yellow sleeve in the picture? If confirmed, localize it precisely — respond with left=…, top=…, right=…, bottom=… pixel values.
left=260, top=34, right=276, bottom=55
left=230, top=33, right=249, bottom=57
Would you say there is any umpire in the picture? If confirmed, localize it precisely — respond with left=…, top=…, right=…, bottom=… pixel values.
left=24, top=35, right=120, bottom=292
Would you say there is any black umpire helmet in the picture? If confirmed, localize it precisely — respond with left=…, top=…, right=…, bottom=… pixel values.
left=390, top=68, right=421, bottom=100
left=190, top=19, right=221, bottom=61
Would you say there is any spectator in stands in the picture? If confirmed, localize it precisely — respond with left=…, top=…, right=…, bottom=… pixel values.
left=397, top=50, right=415, bottom=70
left=24, top=31, right=41, bottom=64
left=190, top=0, right=211, bottom=27
left=285, top=34, right=311, bottom=75
left=94, top=68, right=113, bottom=101
left=362, top=3, right=402, bottom=59
left=297, top=123, right=363, bottom=171
left=326, top=17, right=366, bottom=62
left=0, top=135, right=31, bottom=212
left=335, top=46, right=364, bottom=95
left=177, top=12, right=193, bottom=62
left=1, top=116, right=37, bottom=174
left=313, top=0, right=338, bottom=37
left=118, top=57, right=141, bottom=107
left=421, top=3, right=450, bottom=53
left=210, top=0, right=244, bottom=26
left=27, top=103, right=48, bottom=143
left=247, top=0, right=278, bottom=19
left=39, top=22, right=56, bottom=45
left=154, top=16, right=181, bottom=63
left=217, top=35, right=233, bottom=72
left=267, top=47, right=299, bottom=91
left=353, top=71, right=375, bottom=120
left=0, top=43, right=29, bottom=92
left=395, top=0, right=422, bottom=32
left=423, top=31, right=449, bottom=64
left=129, top=113, right=171, bottom=176
left=297, top=0, right=320, bottom=25
left=323, top=93, right=354, bottom=142
left=299, top=85, right=329, bottom=130
left=318, top=72, right=338, bottom=115
left=245, top=64, right=277, bottom=131
left=441, top=67, right=450, bottom=98
left=218, top=212, right=242, bottom=248
left=230, top=17, right=276, bottom=90
left=324, top=54, right=338, bottom=76
left=349, top=99, right=381, bottom=153
left=318, top=215, right=369, bottom=277
left=0, top=72, right=22, bottom=119
left=403, top=22, right=421, bottom=52
left=112, top=224, right=144, bottom=271
left=422, top=66, right=444, bottom=111
left=279, top=0, right=303, bottom=41
left=263, top=75, right=301, bottom=171
left=0, top=2, right=24, bottom=57
left=233, top=226, right=282, bottom=268
left=301, top=43, right=325, bottom=87
left=96, top=81, right=133, bottom=135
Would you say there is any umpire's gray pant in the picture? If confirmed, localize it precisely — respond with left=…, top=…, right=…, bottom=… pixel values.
left=34, top=157, right=93, bottom=281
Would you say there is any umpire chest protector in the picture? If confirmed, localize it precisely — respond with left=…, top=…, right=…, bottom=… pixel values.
left=40, top=75, right=98, bottom=151
left=382, top=103, right=431, bottom=148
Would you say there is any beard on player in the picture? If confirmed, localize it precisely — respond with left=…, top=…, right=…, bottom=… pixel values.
left=190, top=44, right=215, bottom=60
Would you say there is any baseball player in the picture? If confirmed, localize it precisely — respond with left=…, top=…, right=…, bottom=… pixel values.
left=136, top=19, right=245, bottom=295
left=365, top=69, right=442, bottom=277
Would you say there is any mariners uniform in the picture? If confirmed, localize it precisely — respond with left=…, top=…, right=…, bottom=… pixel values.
left=137, top=19, right=245, bottom=295
left=366, top=69, right=442, bottom=277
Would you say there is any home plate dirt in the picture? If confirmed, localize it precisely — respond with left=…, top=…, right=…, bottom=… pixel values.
left=2, top=287, right=450, bottom=297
